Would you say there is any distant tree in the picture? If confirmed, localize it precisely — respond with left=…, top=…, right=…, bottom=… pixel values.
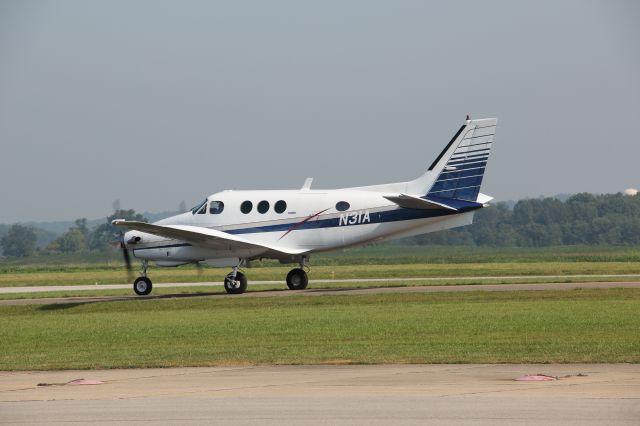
left=470, top=203, right=512, bottom=246
left=405, top=192, right=640, bottom=247
left=621, top=220, right=640, bottom=245
left=0, top=224, right=37, bottom=257
left=32, top=228, right=58, bottom=250
left=46, top=218, right=91, bottom=253
left=494, top=223, right=519, bottom=246
left=55, top=229, right=87, bottom=253
left=89, top=209, right=148, bottom=250
left=74, top=218, right=89, bottom=239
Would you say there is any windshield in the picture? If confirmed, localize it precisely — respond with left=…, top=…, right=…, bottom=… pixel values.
left=190, top=199, right=207, bottom=214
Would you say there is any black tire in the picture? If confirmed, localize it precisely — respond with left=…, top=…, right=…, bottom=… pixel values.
left=133, top=276, right=152, bottom=295
left=224, top=271, right=247, bottom=294
left=286, top=268, right=308, bottom=290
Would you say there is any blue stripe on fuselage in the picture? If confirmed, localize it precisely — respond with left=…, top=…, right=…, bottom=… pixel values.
left=225, top=205, right=480, bottom=235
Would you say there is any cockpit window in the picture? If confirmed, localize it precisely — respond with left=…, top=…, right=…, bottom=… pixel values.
left=190, top=199, right=207, bottom=215
left=209, top=201, right=224, bottom=214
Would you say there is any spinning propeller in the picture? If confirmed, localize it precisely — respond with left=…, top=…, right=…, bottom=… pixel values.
left=111, top=232, right=134, bottom=278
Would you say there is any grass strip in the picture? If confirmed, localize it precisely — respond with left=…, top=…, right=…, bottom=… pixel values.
left=2, top=262, right=640, bottom=287
left=3, top=245, right=640, bottom=273
left=1, top=288, right=638, bottom=370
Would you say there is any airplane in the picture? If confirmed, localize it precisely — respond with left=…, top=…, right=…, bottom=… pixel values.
left=113, top=116, right=498, bottom=296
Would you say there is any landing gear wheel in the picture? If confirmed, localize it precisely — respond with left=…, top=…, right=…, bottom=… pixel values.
left=224, top=271, right=247, bottom=294
left=286, top=268, right=308, bottom=290
left=133, top=276, right=152, bottom=295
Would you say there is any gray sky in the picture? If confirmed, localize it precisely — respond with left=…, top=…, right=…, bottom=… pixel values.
left=1, top=0, right=639, bottom=223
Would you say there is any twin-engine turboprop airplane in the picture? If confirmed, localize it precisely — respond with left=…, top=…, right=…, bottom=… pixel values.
left=114, top=117, right=498, bottom=295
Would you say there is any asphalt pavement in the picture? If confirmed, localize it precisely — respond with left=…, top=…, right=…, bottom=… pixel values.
left=1, top=364, right=638, bottom=425
left=1, top=280, right=639, bottom=306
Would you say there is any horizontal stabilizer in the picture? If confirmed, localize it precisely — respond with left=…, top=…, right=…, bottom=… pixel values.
left=476, top=193, right=494, bottom=204
left=384, top=194, right=458, bottom=211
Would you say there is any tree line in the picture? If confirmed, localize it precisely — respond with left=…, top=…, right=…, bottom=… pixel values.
left=2, top=193, right=640, bottom=257
left=411, top=192, right=640, bottom=246
left=0, top=210, right=147, bottom=257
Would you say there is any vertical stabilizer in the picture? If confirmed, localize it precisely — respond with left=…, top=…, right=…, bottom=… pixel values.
left=409, top=118, right=497, bottom=202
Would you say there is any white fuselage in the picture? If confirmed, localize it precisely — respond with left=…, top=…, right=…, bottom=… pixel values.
left=127, top=188, right=478, bottom=266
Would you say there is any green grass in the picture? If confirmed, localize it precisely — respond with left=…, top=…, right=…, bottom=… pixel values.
left=2, top=261, right=640, bottom=288
left=314, top=244, right=640, bottom=264
left=1, top=288, right=638, bottom=370
left=3, top=245, right=640, bottom=271
left=2, top=245, right=639, bottom=288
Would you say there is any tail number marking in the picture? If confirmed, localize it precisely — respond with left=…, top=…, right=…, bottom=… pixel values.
left=339, top=210, right=371, bottom=226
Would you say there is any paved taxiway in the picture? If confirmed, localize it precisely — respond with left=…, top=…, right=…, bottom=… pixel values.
left=1, top=280, right=639, bottom=306
left=3, top=274, right=640, bottom=294
left=1, top=364, right=638, bottom=425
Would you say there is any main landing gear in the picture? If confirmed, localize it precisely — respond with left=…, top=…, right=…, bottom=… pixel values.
left=222, top=257, right=310, bottom=295
left=130, top=257, right=311, bottom=296
left=286, top=256, right=309, bottom=290
left=133, top=260, right=152, bottom=296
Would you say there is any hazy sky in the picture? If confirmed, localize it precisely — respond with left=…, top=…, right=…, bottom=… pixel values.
left=1, top=0, right=639, bottom=223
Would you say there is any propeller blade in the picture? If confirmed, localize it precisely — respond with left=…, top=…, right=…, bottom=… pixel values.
left=118, top=231, right=134, bottom=279
left=122, top=246, right=132, bottom=271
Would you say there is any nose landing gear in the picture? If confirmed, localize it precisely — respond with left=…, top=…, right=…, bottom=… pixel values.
left=224, top=260, right=247, bottom=294
left=133, top=260, right=153, bottom=295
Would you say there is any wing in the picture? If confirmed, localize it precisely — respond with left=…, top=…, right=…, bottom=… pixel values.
left=112, top=220, right=309, bottom=255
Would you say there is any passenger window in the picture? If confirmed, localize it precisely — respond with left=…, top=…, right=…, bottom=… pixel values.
left=274, top=200, right=287, bottom=214
left=336, top=201, right=350, bottom=211
left=209, top=201, right=224, bottom=214
left=257, top=200, right=270, bottom=214
left=241, top=201, right=253, bottom=214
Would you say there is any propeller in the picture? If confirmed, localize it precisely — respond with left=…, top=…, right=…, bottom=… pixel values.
left=111, top=231, right=134, bottom=280
left=121, top=239, right=132, bottom=272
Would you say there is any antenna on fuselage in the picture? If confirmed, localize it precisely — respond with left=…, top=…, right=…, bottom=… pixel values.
left=301, top=177, right=313, bottom=191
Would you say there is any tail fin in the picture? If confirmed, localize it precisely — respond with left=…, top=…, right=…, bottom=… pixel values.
left=423, top=118, right=497, bottom=202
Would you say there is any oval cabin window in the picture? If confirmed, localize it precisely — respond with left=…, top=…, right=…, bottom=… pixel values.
left=257, top=200, right=270, bottom=214
left=336, top=201, right=350, bottom=211
left=274, top=200, right=287, bottom=214
left=240, top=201, right=253, bottom=214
